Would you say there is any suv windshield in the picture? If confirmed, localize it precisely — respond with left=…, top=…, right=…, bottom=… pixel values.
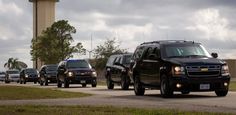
left=25, top=69, right=37, bottom=74
left=7, top=70, right=19, bottom=74
left=46, top=65, right=57, bottom=72
left=163, top=44, right=211, bottom=58
left=67, top=60, right=91, bottom=68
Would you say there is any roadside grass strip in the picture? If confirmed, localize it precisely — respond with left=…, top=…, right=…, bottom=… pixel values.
left=229, top=81, right=236, bottom=91
left=0, top=86, right=91, bottom=100
left=0, top=105, right=233, bottom=115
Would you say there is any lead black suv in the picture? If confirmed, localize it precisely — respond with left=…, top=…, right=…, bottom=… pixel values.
left=105, top=53, right=132, bottom=90
left=57, top=59, right=97, bottom=88
left=130, top=40, right=230, bottom=97
left=39, top=64, right=58, bottom=86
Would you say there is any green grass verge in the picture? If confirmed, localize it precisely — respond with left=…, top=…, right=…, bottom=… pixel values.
left=229, top=81, right=236, bottom=91
left=0, top=105, right=232, bottom=115
left=0, top=86, right=91, bottom=100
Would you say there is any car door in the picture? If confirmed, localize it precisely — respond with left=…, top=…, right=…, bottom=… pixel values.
left=140, top=46, right=160, bottom=86
left=112, top=56, right=122, bottom=82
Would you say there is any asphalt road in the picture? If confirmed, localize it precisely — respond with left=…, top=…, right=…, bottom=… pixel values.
left=1, top=82, right=236, bottom=114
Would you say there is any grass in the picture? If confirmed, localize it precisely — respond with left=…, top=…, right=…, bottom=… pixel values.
left=0, top=105, right=232, bottom=115
left=0, top=86, right=91, bottom=100
left=229, top=81, right=236, bottom=91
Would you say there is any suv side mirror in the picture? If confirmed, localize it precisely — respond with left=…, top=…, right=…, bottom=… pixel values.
left=211, top=53, right=218, bottom=58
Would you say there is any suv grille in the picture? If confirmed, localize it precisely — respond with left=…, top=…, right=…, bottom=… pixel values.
left=186, top=65, right=221, bottom=77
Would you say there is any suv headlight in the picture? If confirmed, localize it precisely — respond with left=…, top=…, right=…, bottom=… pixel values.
left=221, top=65, right=230, bottom=76
left=68, top=72, right=74, bottom=77
left=173, top=66, right=185, bottom=76
left=25, top=74, right=28, bottom=78
left=92, top=71, right=97, bottom=77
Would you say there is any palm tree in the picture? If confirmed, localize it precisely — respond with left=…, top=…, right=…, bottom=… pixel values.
left=4, top=58, right=27, bottom=70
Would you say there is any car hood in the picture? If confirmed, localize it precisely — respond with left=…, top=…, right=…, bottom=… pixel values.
left=166, top=57, right=225, bottom=66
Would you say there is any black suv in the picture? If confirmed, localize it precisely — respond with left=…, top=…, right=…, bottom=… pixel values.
left=57, top=59, right=97, bottom=88
left=105, top=53, right=132, bottom=90
left=20, top=68, right=38, bottom=84
left=39, top=64, right=58, bottom=86
left=130, top=40, right=230, bottom=97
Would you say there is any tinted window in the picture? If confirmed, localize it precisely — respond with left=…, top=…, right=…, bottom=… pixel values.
left=162, top=44, right=211, bottom=58
left=67, top=60, right=91, bottom=68
left=143, top=47, right=153, bottom=59
left=133, top=46, right=145, bottom=60
left=7, top=70, right=19, bottom=74
left=107, top=56, right=116, bottom=66
left=123, top=55, right=132, bottom=64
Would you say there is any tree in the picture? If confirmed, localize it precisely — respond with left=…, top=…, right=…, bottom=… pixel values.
left=30, top=20, right=86, bottom=64
left=94, top=38, right=127, bottom=69
left=4, top=58, right=27, bottom=70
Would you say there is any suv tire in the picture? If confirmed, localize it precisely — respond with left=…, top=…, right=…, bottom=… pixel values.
left=45, top=78, right=48, bottom=86
left=92, top=80, right=97, bottom=87
left=134, top=75, right=145, bottom=96
left=57, top=77, right=62, bottom=88
left=64, top=79, right=69, bottom=88
left=106, top=75, right=114, bottom=89
left=121, top=74, right=129, bottom=90
left=160, top=75, right=173, bottom=98
left=82, top=83, right=87, bottom=87
left=215, top=90, right=228, bottom=97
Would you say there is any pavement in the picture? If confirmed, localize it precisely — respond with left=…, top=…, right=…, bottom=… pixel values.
left=0, top=82, right=236, bottom=114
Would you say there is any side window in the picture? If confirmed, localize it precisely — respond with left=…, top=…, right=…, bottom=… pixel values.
left=133, top=46, right=145, bottom=60
left=112, top=57, right=118, bottom=65
left=153, top=47, right=160, bottom=58
left=143, top=47, right=153, bottom=60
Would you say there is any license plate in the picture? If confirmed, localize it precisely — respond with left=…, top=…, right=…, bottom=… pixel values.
left=81, top=80, right=86, bottom=83
left=200, top=84, right=210, bottom=90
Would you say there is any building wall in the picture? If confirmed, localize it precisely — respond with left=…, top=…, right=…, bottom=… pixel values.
left=224, top=59, right=236, bottom=78
left=31, top=0, right=57, bottom=69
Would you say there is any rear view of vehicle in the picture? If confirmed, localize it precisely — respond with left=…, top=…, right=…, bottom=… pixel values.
left=105, top=54, right=132, bottom=90
left=39, top=64, right=58, bottom=86
left=20, top=68, right=38, bottom=84
left=57, top=59, right=97, bottom=88
left=5, top=70, right=20, bottom=83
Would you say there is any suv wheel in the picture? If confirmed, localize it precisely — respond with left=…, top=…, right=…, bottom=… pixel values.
left=82, top=83, right=87, bottom=87
left=91, top=80, right=97, bottom=87
left=121, top=74, right=129, bottom=90
left=40, top=77, right=44, bottom=86
left=20, top=78, right=23, bottom=84
left=134, top=75, right=145, bottom=96
left=160, top=75, right=173, bottom=98
left=57, top=77, right=62, bottom=88
left=45, top=78, right=48, bottom=86
left=181, top=90, right=190, bottom=95
left=64, top=79, right=69, bottom=88
left=215, top=90, right=228, bottom=97
left=106, top=75, right=114, bottom=89
left=23, top=80, right=26, bottom=84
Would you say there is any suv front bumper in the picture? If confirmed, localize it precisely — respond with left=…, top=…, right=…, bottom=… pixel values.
left=66, top=76, right=96, bottom=84
left=170, top=76, right=230, bottom=92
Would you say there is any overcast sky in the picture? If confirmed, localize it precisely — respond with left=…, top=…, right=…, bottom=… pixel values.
left=1, top=0, right=236, bottom=70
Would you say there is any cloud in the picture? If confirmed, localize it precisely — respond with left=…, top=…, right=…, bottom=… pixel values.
left=1, top=0, right=236, bottom=70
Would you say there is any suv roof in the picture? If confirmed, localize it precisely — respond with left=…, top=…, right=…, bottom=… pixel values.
left=140, top=40, right=199, bottom=46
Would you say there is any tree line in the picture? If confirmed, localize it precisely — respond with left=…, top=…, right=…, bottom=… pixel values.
left=30, top=20, right=126, bottom=70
